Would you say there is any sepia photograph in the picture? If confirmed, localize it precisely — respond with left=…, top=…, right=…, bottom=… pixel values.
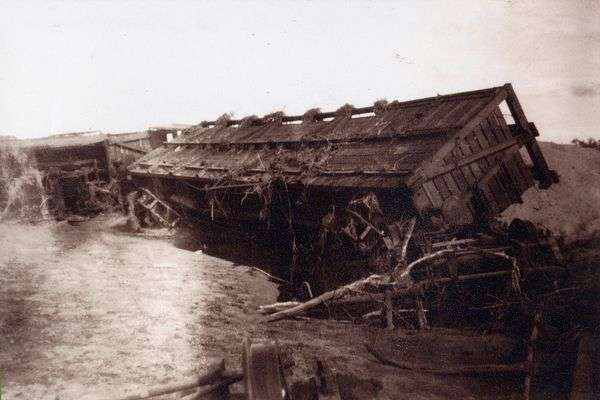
left=1, top=1, right=599, bottom=399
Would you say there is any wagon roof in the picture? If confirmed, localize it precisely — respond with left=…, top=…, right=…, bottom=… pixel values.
left=175, top=86, right=502, bottom=145
left=130, top=85, right=512, bottom=188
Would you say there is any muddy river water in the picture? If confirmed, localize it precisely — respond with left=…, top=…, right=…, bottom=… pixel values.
left=0, top=214, right=522, bottom=400
left=1, top=214, right=282, bottom=399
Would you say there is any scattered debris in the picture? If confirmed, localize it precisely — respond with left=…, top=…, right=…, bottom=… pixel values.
left=110, top=340, right=348, bottom=400
left=1, top=128, right=183, bottom=223
left=122, top=84, right=599, bottom=397
left=6, top=84, right=594, bottom=398
left=111, top=358, right=241, bottom=400
left=129, top=84, right=559, bottom=295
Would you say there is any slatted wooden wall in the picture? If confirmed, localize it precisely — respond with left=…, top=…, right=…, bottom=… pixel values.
left=412, top=106, right=534, bottom=222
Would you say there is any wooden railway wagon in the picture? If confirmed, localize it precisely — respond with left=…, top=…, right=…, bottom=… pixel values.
left=12, top=130, right=168, bottom=217
left=17, top=133, right=111, bottom=179
left=129, top=84, right=557, bottom=287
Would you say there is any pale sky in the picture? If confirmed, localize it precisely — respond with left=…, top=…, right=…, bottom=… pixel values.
left=1, top=0, right=599, bottom=142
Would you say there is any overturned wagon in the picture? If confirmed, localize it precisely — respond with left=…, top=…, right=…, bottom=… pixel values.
left=129, top=84, right=557, bottom=290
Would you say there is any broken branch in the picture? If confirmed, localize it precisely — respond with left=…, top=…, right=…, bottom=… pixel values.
left=262, top=274, right=390, bottom=322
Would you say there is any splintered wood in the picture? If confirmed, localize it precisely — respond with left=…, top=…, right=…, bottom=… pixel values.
left=262, top=274, right=392, bottom=322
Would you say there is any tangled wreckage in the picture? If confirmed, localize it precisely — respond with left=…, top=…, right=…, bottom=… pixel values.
left=125, top=84, right=600, bottom=398
left=0, top=128, right=183, bottom=221
left=129, top=83, right=559, bottom=288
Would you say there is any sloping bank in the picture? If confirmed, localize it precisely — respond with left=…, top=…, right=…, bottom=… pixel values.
left=502, top=142, right=600, bottom=248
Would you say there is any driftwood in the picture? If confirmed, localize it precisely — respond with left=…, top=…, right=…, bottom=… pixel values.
left=398, top=249, right=456, bottom=279
left=248, top=266, right=290, bottom=284
left=262, top=274, right=390, bottom=322
left=400, top=218, right=416, bottom=260
left=258, top=301, right=302, bottom=315
left=260, top=243, right=564, bottom=324
left=262, top=219, right=416, bottom=323
left=365, top=343, right=525, bottom=375
left=112, top=360, right=233, bottom=400
left=398, top=248, right=523, bottom=279
left=262, top=269, right=516, bottom=322
left=189, top=371, right=242, bottom=400
left=389, top=217, right=416, bottom=283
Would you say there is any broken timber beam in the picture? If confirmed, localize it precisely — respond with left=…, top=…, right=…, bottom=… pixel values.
left=504, top=83, right=557, bottom=189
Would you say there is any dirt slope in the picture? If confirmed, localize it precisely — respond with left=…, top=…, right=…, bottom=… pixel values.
left=502, top=142, right=600, bottom=245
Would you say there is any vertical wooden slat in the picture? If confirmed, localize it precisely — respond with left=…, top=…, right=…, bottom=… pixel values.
left=451, top=145, right=463, bottom=159
left=450, top=169, right=468, bottom=193
left=489, top=176, right=511, bottom=210
left=487, top=113, right=506, bottom=142
left=423, top=181, right=444, bottom=208
left=478, top=158, right=490, bottom=175
left=505, top=156, right=528, bottom=193
left=443, top=154, right=454, bottom=165
left=505, top=84, right=556, bottom=188
left=433, top=176, right=451, bottom=200
left=514, top=154, right=535, bottom=186
left=498, top=164, right=521, bottom=203
left=494, top=108, right=513, bottom=139
left=473, top=125, right=490, bottom=149
left=443, top=173, right=461, bottom=196
left=461, top=134, right=474, bottom=153
left=465, top=133, right=484, bottom=179
left=468, top=131, right=484, bottom=154
left=479, top=184, right=500, bottom=215
left=478, top=119, right=497, bottom=146
left=469, top=161, right=483, bottom=180
left=461, top=165, right=477, bottom=186
left=457, top=135, right=474, bottom=156
left=481, top=118, right=504, bottom=145
left=503, top=157, right=525, bottom=193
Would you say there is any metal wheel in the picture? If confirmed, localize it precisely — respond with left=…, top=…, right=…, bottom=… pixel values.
left=242, top=339, right=287, bottom=400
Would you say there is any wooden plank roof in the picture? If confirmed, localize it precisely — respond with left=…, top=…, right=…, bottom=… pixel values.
left=130, top=85, right=509, bottom=189
left=9, top=132, right=108, bottom=150
left=173, top=86, right=502, bottom=145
